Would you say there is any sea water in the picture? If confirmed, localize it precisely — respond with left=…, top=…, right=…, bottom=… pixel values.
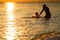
left=0, top=2, right=60, bottom=40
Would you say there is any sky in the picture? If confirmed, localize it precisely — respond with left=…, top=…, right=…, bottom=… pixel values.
left=0, top=0, right=60, bottom=2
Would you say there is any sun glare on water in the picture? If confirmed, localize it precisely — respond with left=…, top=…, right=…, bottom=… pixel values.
left=5, top=2, right=17, bottom=40
left=6, top=2, right=15, bottom=20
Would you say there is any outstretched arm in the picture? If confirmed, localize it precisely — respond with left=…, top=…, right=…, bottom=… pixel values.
left=39, top=9, right=44, bottom=16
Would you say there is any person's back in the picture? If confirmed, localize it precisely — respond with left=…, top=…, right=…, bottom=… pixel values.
left=44, top=6, right=51, bottom=18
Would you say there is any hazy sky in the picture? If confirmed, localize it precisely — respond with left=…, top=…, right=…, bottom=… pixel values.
left=0, top=0, right=60, bottom=2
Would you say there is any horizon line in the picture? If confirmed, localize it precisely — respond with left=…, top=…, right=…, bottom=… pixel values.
left=0, top=1, right=60, bottom=2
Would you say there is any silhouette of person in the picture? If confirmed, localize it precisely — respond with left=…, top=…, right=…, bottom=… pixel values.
left=32, top=12, right=40, bottom=18
left=40, top=4, right=51, bottom=19
left=35, top=12, right=40, bottom=18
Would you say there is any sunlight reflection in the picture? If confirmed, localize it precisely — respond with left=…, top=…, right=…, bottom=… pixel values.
left=6, top=2, right=15, bottom=21
left=5, top=2, right=17, bottom=40
left=6, top=2, right=14, bottom=12
left=6, top=22, right=17, bottom=40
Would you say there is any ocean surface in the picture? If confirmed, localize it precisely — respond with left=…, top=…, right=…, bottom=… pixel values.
left=0, top=2, right=60, bottom=40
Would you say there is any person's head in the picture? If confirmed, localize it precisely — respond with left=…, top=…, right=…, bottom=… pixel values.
left=43, top=4, right=47, bottom=8
left=35, top=12, right=39, bottom=16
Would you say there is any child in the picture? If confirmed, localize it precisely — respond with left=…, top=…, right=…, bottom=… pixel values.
left=32, top=12, right=40, bottom=18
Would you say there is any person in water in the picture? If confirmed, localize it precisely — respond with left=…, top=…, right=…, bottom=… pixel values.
left=40, top=4, right=51, bottom=19
left=35, top=12, right=40, bottom=18
left=32, top=12, right=40, bottom=18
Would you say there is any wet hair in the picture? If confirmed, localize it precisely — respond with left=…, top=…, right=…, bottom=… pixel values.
left=35, top=12, right=38, bottom=15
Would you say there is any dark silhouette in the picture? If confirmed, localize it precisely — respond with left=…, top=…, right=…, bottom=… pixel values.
left=35, top=12, right=40, bottom=18
left=32, top=12, right=40, bottom=18
left=40, top=4, right=51, bottom=20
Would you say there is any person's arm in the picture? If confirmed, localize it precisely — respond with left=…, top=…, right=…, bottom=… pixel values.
left=39, top=9, right=44, bottom=16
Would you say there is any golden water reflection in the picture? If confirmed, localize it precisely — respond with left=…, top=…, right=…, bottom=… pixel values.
left=5, top=2, right=17, bottom=40
left=6, top=2, right=15, bottom=21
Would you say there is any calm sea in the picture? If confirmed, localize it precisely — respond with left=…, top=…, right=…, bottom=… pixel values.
left=0, top=2, right=60, bottom=40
